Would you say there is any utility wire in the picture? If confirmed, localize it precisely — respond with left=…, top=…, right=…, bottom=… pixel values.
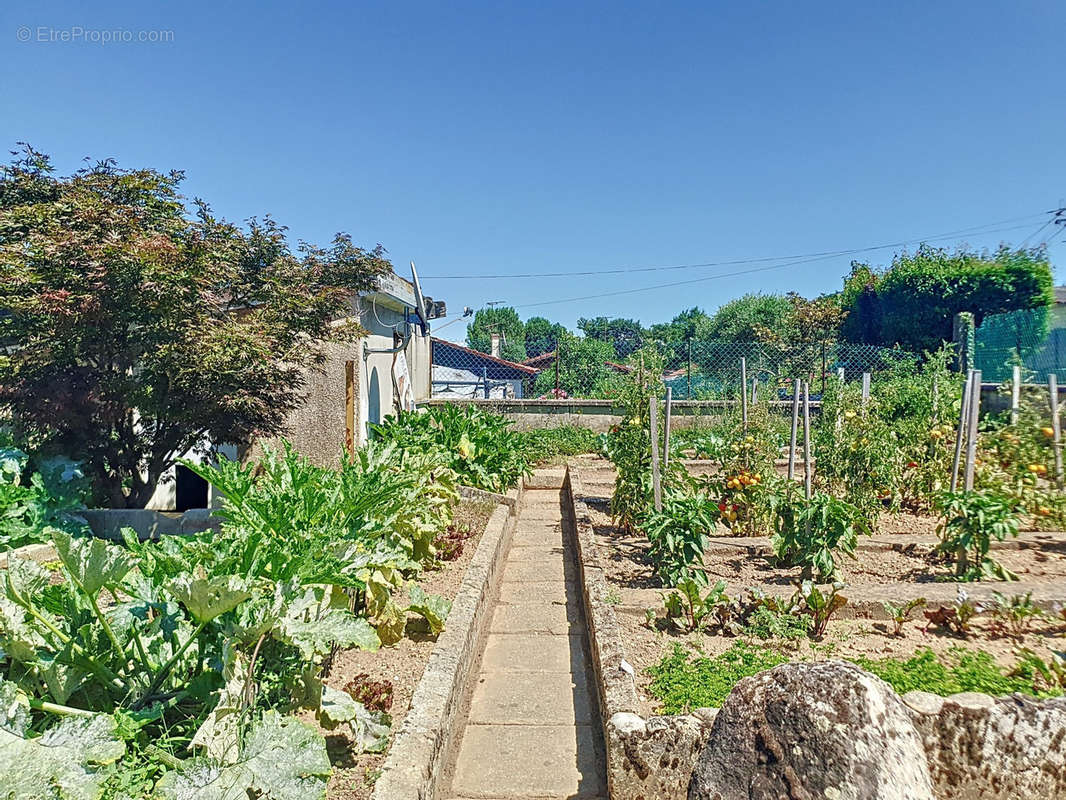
left=422, top=212, right=1048, bottom=280
left=511, top=222, right=1039, bottom=311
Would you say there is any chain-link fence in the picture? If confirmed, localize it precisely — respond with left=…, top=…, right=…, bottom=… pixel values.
left=430, top=337, right=917, bottom=400
left=975, top=306, right=1065, bottom=383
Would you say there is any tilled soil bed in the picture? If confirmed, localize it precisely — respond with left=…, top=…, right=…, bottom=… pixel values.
left=572, top=457, right=1066, bottom=718
left=314, top=497, right=497, bottom=800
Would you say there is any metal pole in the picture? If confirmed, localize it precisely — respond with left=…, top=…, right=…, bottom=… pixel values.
left=788, top=377, right=800, bottom=480
left=950, top=371, right=973, bottom=493
left=687, top=339, right=692, bottom=399
left=663, top=387, right=673, bottom=468
left=802, top=381, right=812, bottom=500
left=1011, top=365, right=1021, bottom=425
left=964, top=370, right=982, bottom=491
left=649, top=396, right=662, bottom=512
left=554, top=338, right=560, bottom=397
left=740, top=357, right=748, bottom=430
left=1049, top=374, right=1063, bottom=489
left=483, top=366, right=489, bottom=399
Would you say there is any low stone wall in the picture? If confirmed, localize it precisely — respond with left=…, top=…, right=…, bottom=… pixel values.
left=565, top=464, right=1066, bottom=800
left=371, top=482, right=523, bottom=800
left=80, top=508, right=221, bottom=540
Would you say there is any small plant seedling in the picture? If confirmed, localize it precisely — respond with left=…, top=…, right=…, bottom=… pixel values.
left=988, top=591, right=1043, bottom=637
left=604, top=587, right=622, bottom=606
left=644, top=607, right=658, bottom=629
left=1012, top=648, right=1066, bottom=692
left=883, top=597, right=927, bottom=636
left=796, top=580, right=848, bottom=639
left=343, top=674, right=394, bottom=713
left=662, top=578, right=730, bottom=633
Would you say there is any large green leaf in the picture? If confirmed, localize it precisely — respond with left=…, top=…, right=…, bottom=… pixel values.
left=51, top=530, right=136, bottom=595
left=407, top=585, right=451, bottom=634
left=317, top=686, right=391, bottom=754
left=0, top=713, right=125, bottom=800
left=156, top=712, right=331, bottom=800
left=190, top=655, right=249, bottom=762
left=0, top=680, right=29, bottom=735
left=168, top=573, right=252, bottom=624
left=277, top=588, right=379, bottom=659
left=2, top=556, right=51, bottom=607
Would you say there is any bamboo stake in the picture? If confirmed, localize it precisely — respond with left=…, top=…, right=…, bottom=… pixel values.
left=1011, top=365, right=1021, bottom=425
left=740, top=357, right=748, bottom=431
left=788, top=378, right=800, bottom=480
left=663, top=387, right=673, bottom=469
left=950, top=371, right=974, bottom=493
left=1049, top=374, right=1063, bottom=489
left=649, top=396, right=662, bottom=512
left=802, top=381, right=812, bottom=500
left=964, top=370, right=981, bottom=492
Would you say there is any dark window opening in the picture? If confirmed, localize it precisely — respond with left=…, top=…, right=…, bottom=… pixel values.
left=175, top=464, right=209, bottom=511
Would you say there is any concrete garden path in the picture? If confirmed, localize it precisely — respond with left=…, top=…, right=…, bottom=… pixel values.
left=445, top=477, right=607, bottom=800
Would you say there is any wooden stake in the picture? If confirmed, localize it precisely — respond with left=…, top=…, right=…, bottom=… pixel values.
left=861, top=372, right=871, bottom=406
left=932, top=374, right=940, bottom=423
left=964, top=370, right=981, bottom=492
left=950, top=371, right=973, bottom=493
left=837, top=367, right=845, bottom=383
left=663, top=387, right=673, bottom=469
left=751, top=377, right=759, bottom=405
left=740, top=357, right=748, bottom=431
left=802, top=381, right=812, bottom=500
left=650, top=396, right=662, bottom=512
left=1049, top=374, right=1063, bottom=489
left=788, top=378, right=800, bottom=480
left=1011, top=365, right=1021, bottom=425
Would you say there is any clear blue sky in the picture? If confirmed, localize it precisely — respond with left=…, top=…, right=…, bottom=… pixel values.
left=3, top=1, right=1064, bottom=343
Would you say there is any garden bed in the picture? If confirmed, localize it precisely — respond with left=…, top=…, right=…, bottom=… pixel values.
left=313, top=497, right=498, bottom=799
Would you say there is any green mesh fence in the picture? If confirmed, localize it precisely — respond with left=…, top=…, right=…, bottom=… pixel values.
left=975, top=306, right=1065, bottom=383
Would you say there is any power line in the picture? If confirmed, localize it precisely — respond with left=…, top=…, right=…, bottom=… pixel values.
left=422, top=212, right=1048, bottom=280
left=511, top=222, right=1040, bottom=311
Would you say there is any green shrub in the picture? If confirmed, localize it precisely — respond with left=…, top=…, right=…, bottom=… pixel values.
left=647, top=642, right=787, bottom=712
left=935, top=489, right=1021, bottom=580
left=643, top=489, right=719, bottom=586
left=371, top=404, right=531, bottom=492
left=854, top=648, right=1062, bottom=698
left=769, top=486, right=870, bottom=581
left=0, top=447, right=89, bottom=550
left=520, top=426, right=600, bottom=463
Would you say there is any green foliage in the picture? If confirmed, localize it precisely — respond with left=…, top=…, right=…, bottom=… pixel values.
left=854, top=648, right=1062, bottom=698
left=795, top=580, right=847, bottom=639
left=371, top=404, right=531, bottom=492
left=1, top=441, right=458, bottom=797
left=883, top=597, right=927, bottom=636
left=519, top=426, right=600, bottom=463
left=704, top=293, right=792, bottom=342
left=647, top=642, right=787, bottom=713
left=988, top=591, right=1043, bottom=637
left=769, top=488, right=870, bottom=581
left=577, top=316, right=645, bottom=358
left=466, top=306, right=527, bottom=362
left=532, top=333, right=620, bottom=398
left=935, top=490, right=1021, bottom=580
left=0, top=448, right=89, bottom=550
left=0, top=145, right=392, bottom=508
left=661, top=579, right=729, bottom=632
left=523, top=316, right=567, bottom=359
left=643, top=490, right=719, bottom=587
left=839, top=245, right=1053, bottom=353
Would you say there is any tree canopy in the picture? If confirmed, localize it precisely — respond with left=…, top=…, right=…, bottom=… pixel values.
left=839, top=245, right=1054, bottom=352
left=703, top=293, right=793, bottom=342
left=577, top=316, right=645, bottom=358
left=524, top=316, right=567, bottom=358
left=466, top=306, right=527, bottom=362
left=0, top=145, right=392, bottom=507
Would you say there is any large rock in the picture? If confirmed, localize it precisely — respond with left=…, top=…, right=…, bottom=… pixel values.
left=903, top=689, right=1066, bottom=799
left=688, top=661, right=934, bottom=800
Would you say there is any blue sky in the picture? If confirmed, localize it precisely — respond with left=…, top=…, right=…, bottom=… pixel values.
left=3, top=1, right=1064, bottom=343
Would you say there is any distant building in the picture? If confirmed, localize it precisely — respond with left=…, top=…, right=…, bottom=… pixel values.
left=431, top=338, right=538, bottom=399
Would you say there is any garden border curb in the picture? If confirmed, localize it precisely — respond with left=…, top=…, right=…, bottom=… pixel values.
left=565, top=466, right=715, bottom=800
left=370, top=480, right=522, bottom=800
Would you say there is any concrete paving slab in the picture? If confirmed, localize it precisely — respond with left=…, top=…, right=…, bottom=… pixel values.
left=501, top=558, right=569, bottom=584
left=449, top=724, right=606, bottom=798
left=497, top=579, right=577, bottom=605
left=506, top=544, right=567, bottom=561
left=479, top=633, right=585, bottom=673
left=489, top=602, right=579, bottom=635
left=468, top=670, right=592, bottom=725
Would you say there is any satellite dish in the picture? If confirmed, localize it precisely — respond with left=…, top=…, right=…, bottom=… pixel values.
left=410, top=261, right=429, bottom=336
